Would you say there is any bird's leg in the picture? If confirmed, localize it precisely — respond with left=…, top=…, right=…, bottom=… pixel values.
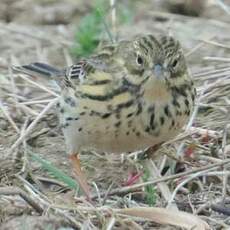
left=123, top=144, right=163, bottom=186
left=123, top=171, right=143, bottom=186
left=122, top=144, right=163, bottom=186
left=69, top=154, right=91, bottom=200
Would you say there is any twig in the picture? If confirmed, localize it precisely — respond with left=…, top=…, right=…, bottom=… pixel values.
left=149, top=10, right=230, bottom=28
left=110, top=0, right=117, bottom=38
left=221, top=124, right=230, bottom=200
left=0, top=22, right=72, bottom=46
left=165, top=127, right=221, bottom=146
left=9, top=99, right=58, bottom=154
left=0, top=100, right=20, bottom=133
left=15, top=175, right=82, bottom=228
left=200, top=39, right=230, bottom=49
left=102, top=182, right=115, bottom=205
left=195, top=197, right=223, bottom=215
left=20, top=99, right=53, bottom=105
left=106, top=217, right=116, bottom=230
left=167, top=168, right=215, bottom=208
left=189, top=127, right=221, bottom=139
left=215, top=0, right=230, bottom=15
left=146, top=159, right=178, bottom=210
left=91, top=158, right=230, bottom=199
left=9, top=55, right=20, bottom=113
left=92, top=182, right=102, bottom=206
left=16, top=74, right=59, bottom=97
left=203, top=57, right=230, bottom=62
left=63, top=47, right=73, bottom=66
left=96, top=7, right=114, bottom=43
left=202, top=216, right=229, bottom=228
left=185, top=41, right=205, bottom=57
left=36, top=42, right=48, bottom=63
left=193, top=66, right=230, bottom=78
left=175, top=83, right=205, bottom=160
left=16, top=103, right=39, bottom=116
left=16, top=174, right=51, bottom=205
left=20, top=118, right=30, bottom=172
left=0, top=186, right=43, bottom=213
left=186, top=36, right=216, bottom=58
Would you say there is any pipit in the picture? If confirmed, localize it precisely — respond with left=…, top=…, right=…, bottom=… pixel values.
left=14, top=34, right=196, bottom=199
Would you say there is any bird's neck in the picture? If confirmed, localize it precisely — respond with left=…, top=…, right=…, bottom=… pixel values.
left=142, top=78, right=171, bottom=105
left=142, top=73, right=193, bottom=105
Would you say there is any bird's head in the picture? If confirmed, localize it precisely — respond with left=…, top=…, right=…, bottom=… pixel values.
left=115, top=34, right=189, bottom=88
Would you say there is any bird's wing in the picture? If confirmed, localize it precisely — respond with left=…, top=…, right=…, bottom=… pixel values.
left=13, top=44, right=127, bottom=97
left=63, top=43, right=128, bottom=99
left=65, top=43, right=120, bottom=85
left=64, top=57, right=125, bottom=102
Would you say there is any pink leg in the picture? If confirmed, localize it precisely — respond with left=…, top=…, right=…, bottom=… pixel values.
left=69, top=154, right=91, bottom=200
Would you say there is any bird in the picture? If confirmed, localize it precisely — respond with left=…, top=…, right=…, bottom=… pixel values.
left=13, top=34, right=196, bottom=199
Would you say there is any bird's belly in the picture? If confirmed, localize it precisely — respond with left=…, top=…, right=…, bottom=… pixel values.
left=58, top=85, right=194, bottom=155
left=61, top=112, right=188, bottom=155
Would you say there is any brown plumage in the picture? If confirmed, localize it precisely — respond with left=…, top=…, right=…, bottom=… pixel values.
left=14, top=34, right=196, bottom=199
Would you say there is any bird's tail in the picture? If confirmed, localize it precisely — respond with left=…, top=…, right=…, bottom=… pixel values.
left=12, top=62, right=63, bottom=78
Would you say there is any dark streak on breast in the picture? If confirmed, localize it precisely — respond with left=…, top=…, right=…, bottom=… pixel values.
left=114, top=121, right=121, bottom=127
left=64, top=97, right=76, bottom=107
left=150, top=113, right=155, bottom=130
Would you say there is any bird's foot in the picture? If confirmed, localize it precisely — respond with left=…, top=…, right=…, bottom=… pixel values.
left=69, top=154, right=92, bottom=201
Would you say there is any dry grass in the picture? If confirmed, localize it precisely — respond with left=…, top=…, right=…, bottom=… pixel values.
left=1, top=0, right=230, bottom=229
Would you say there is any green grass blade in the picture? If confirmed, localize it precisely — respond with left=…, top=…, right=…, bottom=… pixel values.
left=29, top=151, right=78, bottom=190
left=142, top=165, right=157, bottom=206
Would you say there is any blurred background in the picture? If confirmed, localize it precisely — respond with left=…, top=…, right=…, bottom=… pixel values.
left=0, top=0, right=229, bottom=69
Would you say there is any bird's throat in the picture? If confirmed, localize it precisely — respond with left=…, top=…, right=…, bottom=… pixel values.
left=143, top=78, right=171, bottom=104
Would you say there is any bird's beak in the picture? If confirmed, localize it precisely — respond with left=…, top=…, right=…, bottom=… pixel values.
left=153, top=64, right=163, bottom=78
left=153, top=64, right=169, bottom=79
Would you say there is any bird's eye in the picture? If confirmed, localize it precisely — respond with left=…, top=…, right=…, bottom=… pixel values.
left=172, top=59, right=178, bottom=68
left=136, top=55, right=143, bottom=65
